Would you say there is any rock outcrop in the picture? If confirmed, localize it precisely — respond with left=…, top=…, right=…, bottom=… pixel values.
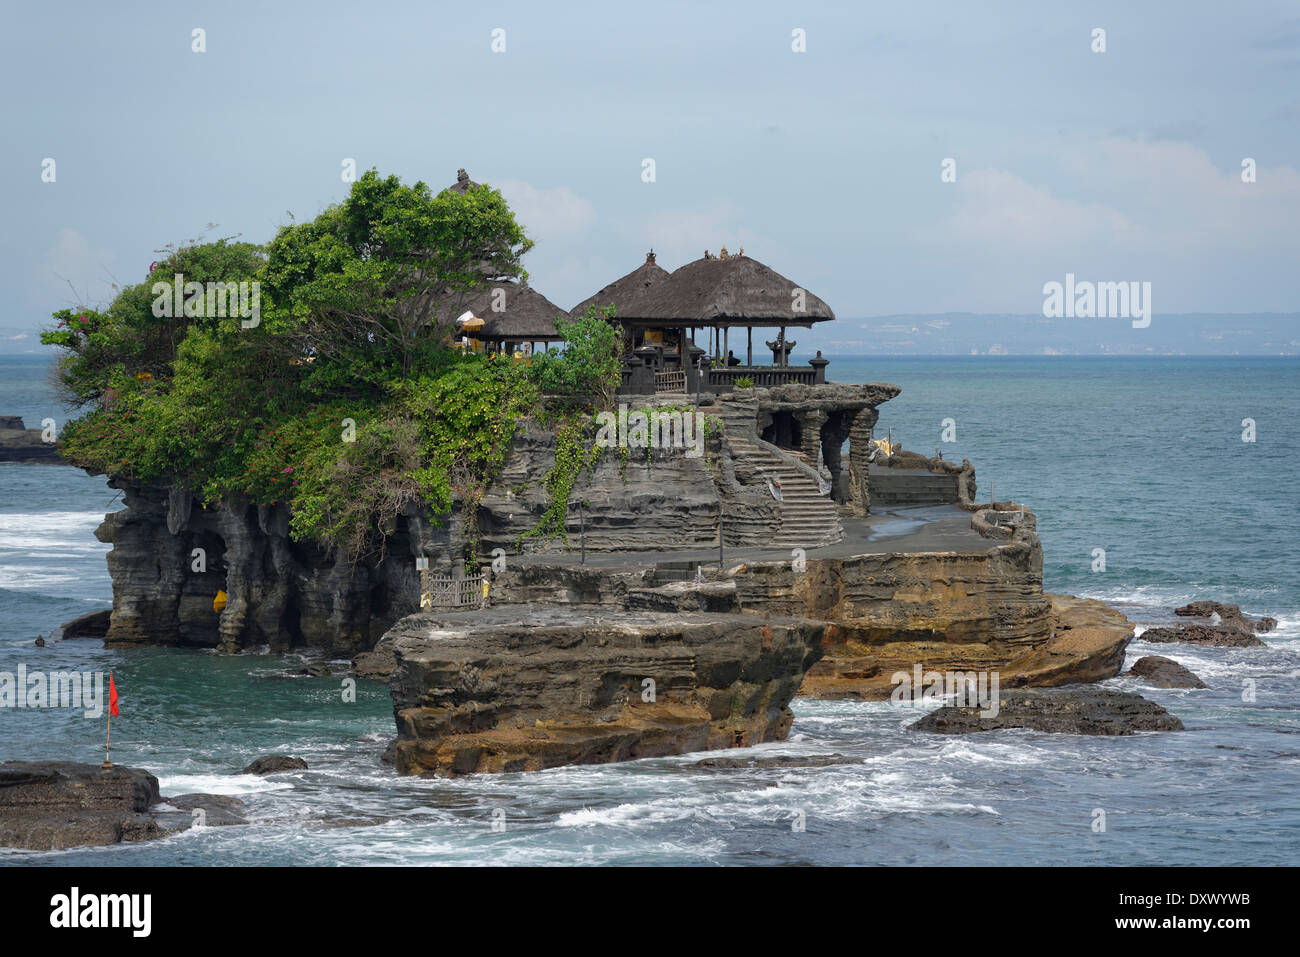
left=1139, top=625, right=1265, bottom=648
left=800, top=593, right=1131, bottom=699
left=1126, top=655, right=1206, bottom=689
left=0, top=761, right=242, bottom=850
left=385, top=607, right=826, bottom=776
left=1174, top=600, right=1276, bottom=634
left=911, top=687, right=1184, bottom=736
left=59, top=609, right=112, bottom=639
left=93, top=478, right=448, bottom=655
left=0, top=417, right=64, bottom=465
left=240, top=755, right=308, bottom=775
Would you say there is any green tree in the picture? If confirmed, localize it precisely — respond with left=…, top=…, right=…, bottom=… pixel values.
left=263, top=169, right=533, bottom=386
left=532, top=305, right=624, bottom=409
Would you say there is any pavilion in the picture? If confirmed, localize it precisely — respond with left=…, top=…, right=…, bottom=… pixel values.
left=452, top=280, right=568, bottom=355
left=574, top=249, right=836, bottom=394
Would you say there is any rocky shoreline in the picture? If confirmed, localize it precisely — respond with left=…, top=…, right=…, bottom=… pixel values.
left=0, top=761, right=243, bottom=851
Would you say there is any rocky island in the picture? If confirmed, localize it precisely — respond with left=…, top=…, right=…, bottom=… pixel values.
left=29, top=169, right=1156, bottom=791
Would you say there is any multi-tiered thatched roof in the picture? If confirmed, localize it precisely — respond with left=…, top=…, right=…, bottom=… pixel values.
left=618, top=253, right=835, bottom=328
left=569, top=251, right=669, bottom=318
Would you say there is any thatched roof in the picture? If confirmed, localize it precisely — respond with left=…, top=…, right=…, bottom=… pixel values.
left=618, top=253, right=835, bottom=326
left=444, top=168, right=480, bottom=194
left=454, top=281, right=568, bottom=342
left=569, top=251, right=669, bottom=318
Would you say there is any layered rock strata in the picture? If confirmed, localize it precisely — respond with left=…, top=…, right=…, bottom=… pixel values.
left=384, top=608, right=826, bottom=776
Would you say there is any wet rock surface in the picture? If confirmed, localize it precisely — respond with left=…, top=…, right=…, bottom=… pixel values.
left=240, top=755, right=308, bottom=775
left=385, top=607, right=826, bottom=776
left=1174, top=600, right=1276, bottom=633
left=910, top=687, right=1185, bottom=736
left=0, top=761, right=242, bottom=850
left=1126, top=655, right=1206, bottom=689
left=59, top=609, right=112, bottom=639
left=1140, top=625, right=1265, bottom=647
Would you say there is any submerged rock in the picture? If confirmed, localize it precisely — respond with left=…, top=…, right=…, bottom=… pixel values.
left=0, top=761, right=240, bottom=850
left=1126, top=655, right=1206, bottom=689
left=1140, top=625, right=1265, bottom=648
left=910, top=687, right=1184, bottom=736
left=385, top=607, right=826, bottom=776
left=240, top=755, right=308, bottom=775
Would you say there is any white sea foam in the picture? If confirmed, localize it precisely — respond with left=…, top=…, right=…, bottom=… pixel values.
left=156, top=773, right=295, bottom=796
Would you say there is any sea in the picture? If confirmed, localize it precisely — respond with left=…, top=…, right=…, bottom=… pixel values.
left=2, top=353, right=1298, bottom=866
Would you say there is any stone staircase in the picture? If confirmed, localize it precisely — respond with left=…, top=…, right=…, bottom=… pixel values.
left=727, top=435, right=842, bottom=548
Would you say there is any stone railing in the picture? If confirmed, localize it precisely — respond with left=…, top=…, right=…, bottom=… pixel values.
left=708, top=365, right=816, bottom=388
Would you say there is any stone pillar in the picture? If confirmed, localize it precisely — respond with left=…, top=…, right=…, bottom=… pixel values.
left=822, top=412, right=853, bottom=505
left=847, top=407, right=880, bottom=516
left=809, top=351, right=829, bottom=384
left=797, top=408, right=827, bottom=466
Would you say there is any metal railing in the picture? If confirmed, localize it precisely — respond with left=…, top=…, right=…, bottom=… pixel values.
left=420, top=571, right=489, bottom=610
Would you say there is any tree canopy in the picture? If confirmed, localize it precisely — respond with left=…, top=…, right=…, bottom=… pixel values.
left=43, top=169, right=621, bottom=565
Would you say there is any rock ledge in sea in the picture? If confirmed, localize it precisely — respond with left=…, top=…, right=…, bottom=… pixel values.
left=1175, top=600, right=1276, bottom=634
left=1140, top=625, right=1264, bottom=648
left=240, top=755, right=308, bottom=775
left=386, top=607, right=826, bottom=776
left=1125, top=655, right=1206, bottom=689
left=910, top=687, right=1184, bottom=736
left=0, top=761, right=243, bottom=851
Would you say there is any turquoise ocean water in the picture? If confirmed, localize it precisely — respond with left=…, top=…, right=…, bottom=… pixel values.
left=2, top=354, right=1298, bottom=865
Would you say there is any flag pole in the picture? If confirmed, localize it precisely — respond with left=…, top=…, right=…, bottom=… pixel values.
left=102, top=671, right=114, bottom=769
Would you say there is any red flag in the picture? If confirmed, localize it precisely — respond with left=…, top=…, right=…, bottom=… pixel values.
left=108, top=673, right=119, bottom=717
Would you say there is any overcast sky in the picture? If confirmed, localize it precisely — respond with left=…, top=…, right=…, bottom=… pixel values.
left=2, top=0, right=1297, bottom=350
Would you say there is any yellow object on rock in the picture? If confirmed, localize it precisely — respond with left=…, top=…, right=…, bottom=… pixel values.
left=213, top=589, right=227, bottom=613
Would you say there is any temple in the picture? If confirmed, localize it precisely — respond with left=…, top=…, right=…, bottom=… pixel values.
left=572, top=249, right=834, bottom=395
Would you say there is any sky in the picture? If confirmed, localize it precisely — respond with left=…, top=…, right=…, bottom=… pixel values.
left=2, top=0, right=1297, bottom=353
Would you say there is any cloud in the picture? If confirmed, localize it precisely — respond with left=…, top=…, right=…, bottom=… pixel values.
left=912, top=137, right=1300, bottom=312
left=495, top=180, right=596, bottom=241
left=924, top=168, right=1134, bottom=251
left=40, top=228, right=118, bottom=309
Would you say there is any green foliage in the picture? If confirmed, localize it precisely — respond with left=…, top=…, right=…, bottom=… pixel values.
left=44, top=171, right=628, bottom=565
left=262, top=169, right=532, bottom=385
left=734, top=376, right=754, bottom=388
left=530, top=305, right=623, bottom=409
left=40, top=237, right=265, bottom=406
left=519, top=414, right=598, bottom=548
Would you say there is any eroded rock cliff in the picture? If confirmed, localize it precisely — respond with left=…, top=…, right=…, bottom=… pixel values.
left=384, top=607, right=826, bottom=776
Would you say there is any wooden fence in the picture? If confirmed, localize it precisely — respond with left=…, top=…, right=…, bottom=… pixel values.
left=420, top=571, right=489, bottom=610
